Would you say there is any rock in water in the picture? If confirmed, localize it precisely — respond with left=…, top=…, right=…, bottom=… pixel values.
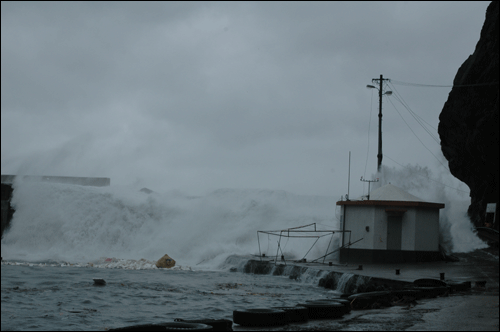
left=438, top=1, right=499, bottom=229
left=156, top=254, right=176, bottom=268
left=93, top=278, right=106, bottom=286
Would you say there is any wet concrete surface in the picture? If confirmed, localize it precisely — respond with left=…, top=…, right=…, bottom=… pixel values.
left=233, top=248, right=499, bottom=331
left=406, top=293, right=499, bottom=331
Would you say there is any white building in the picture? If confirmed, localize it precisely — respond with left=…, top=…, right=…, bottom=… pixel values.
left=337, top=184, right=445, bottom=263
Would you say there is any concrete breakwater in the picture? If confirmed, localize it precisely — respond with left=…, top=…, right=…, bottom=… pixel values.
left=225, top=255, right=413, bottom=294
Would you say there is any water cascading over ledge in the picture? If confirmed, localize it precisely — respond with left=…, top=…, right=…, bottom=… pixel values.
left=234, top=257, right=404, bottom=294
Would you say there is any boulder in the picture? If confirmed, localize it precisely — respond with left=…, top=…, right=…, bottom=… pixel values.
left=156, top=254, right=176, bottom=268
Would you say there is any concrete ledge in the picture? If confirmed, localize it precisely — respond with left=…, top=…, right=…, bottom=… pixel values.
left=1, top=175, right=110, bottom=187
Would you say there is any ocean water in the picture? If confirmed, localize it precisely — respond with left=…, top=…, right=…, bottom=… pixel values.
left=1, top=262, right=331, bottom=331
left=1, top=181, right=340, bottom=330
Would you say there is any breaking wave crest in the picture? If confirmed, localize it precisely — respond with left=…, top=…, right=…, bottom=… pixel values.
left=1, top=181, right=338, bottom=269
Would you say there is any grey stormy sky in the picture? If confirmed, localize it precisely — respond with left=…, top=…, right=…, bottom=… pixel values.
left=1, top=1, right=489, bottom=197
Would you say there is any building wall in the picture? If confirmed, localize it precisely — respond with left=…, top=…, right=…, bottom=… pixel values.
left=370, top=206, right=417, bottom=251
left=373, top=207, right=387, bottom=250
left=343, top=204, right=440, bottom=253
left=401, top=208, right=416, bottom=251
left=342, top=205, right=374, bottom=250
left=414, top=208, right=440, bottom=251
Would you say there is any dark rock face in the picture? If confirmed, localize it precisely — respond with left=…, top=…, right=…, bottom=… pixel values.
left=1, top=183, right=15, bottom=239
left=438, top=1, right=499, bottom=229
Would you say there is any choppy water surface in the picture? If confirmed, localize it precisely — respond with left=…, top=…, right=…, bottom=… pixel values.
left=1, top=263, right=330, bottom=331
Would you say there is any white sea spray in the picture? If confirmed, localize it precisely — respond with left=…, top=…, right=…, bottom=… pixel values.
left=1, top=181, right=339, bottom=268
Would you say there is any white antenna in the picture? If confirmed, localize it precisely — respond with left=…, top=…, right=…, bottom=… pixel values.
left=347, top=151, right=351, bottom=200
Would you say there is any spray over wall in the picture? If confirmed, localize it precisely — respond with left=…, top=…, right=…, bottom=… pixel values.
left=1, top=180, right=339, bottom=267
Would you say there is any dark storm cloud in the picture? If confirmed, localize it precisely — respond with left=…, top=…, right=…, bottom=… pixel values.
left=1, top=1, right=489, bottom=195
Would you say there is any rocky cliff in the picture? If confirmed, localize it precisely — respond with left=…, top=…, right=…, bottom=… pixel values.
left=438, top=1, right=499, bottom=229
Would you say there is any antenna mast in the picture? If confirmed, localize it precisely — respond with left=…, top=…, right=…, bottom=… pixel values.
left=360, top=176, right=379, bottom=200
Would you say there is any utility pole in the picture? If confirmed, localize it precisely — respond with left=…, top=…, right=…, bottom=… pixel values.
left=367, top=75, right=391, bottom=172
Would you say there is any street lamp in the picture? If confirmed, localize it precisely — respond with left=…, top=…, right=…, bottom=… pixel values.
left=366, top=75, right=392, bottom=172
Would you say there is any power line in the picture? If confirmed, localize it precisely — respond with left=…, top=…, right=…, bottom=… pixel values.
left=392, top=93, right=440, bottom=143
left=383, top=154, right=469, bottom=194
left=389, top=82, right=438, bottom=131
left=391, top=93, right=440, bottom=143
left=391, top=79, right=499, bottom=88
left=386, top=96, right=449, bottom=171
left=388, top=82, right=440, bottom=144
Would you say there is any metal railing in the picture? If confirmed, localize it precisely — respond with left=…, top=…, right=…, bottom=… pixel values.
left=257, top=223, right=362, bottom=266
